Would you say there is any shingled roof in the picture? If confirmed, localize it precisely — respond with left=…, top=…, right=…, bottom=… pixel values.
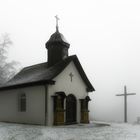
left=0, top=55, right=95, bottom=92
left=45, top=31, right=70, bottom=48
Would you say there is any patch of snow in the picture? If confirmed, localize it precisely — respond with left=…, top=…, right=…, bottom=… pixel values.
left=0, top=122, right=139, bottom=140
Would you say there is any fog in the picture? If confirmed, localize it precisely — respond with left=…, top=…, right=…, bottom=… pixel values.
left=0, top=0, right=140, bottom=123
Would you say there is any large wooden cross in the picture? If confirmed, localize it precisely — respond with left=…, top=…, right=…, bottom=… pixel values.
left=116, top=86, right=136, bottom=123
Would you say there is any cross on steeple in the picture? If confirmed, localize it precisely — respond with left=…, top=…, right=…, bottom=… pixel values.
left=55, top=15, right=60, bottom=32
left=69, top=72, right=74, bottom=82
left=116, top=86, right=136, bottom=123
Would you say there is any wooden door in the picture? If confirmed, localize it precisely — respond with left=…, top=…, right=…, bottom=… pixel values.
left=66, top=94, right=77, bottom=124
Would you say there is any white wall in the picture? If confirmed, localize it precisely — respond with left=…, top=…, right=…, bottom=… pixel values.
left=0, top=86, right=45, bottom=125
left=47, top=61, right=88, bottom=125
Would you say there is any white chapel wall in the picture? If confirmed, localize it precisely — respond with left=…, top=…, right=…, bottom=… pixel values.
left=0, top=85, right=45, bottom=125
left=47, top=61, right=88, bottom=125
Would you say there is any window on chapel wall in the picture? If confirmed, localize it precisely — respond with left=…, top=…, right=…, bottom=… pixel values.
left=19, top=93, right=26, bottom=112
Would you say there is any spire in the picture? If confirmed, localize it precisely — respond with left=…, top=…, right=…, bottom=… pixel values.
left=55, top=15, right=59, bottom=32
left=45, top=16, right=70, bottom=67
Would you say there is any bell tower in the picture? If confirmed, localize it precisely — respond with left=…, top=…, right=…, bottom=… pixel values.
left=45, top=16, right=70, bottom=67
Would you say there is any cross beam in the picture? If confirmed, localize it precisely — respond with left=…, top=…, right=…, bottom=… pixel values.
left=116, top=86, right=136, bottom=123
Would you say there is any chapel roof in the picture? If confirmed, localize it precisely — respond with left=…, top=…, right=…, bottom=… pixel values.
left=0, top=55, right=95, bottom=92
left=45, top=31, right=70, bottom=48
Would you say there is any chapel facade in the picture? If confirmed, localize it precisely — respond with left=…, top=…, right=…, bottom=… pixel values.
left=0, top=19, right=95, bottom=125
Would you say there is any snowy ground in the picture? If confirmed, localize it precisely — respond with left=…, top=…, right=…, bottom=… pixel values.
left=0, top=122, right=140, bottom=140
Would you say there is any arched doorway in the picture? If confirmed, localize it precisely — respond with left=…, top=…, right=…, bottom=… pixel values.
left=66, top=94, right=77, bottom=124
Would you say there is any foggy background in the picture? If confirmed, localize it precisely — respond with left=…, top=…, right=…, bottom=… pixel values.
left=0, top=0, right=140, bottom=123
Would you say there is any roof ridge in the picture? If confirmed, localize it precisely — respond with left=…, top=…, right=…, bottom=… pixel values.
left=6, top=62, right=48, bottom=84
left=22, top=62, right=47, bottom=70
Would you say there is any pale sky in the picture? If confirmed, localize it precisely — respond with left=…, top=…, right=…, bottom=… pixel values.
left=0, top=0, right=140, bottom=123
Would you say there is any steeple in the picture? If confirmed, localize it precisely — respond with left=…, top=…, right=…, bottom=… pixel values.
left=45, top=16, right=70, bottom=67
left=55, top=15, right=59, bottom=32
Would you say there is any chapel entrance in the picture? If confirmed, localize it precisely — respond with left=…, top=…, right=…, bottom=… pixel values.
left=66, top=94, right=77, bottom=124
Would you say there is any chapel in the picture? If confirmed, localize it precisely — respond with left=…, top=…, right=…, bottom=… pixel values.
left=0, top=17, right=95, bottom=125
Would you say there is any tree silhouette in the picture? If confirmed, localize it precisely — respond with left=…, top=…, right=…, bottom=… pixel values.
left=0, top=33, right=19, bottom=85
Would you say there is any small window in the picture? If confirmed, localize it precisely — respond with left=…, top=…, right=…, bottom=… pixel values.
left=19, top=93, right=26, bottom=112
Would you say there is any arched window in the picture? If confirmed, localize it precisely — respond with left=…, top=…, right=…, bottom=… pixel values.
left=19, top=93, right=26, bottom=112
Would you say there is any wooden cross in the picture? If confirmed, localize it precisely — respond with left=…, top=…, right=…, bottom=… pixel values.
left=116, top=86, right=136, bottom=123
left=55, top=15, right=60, bottom=31
left=69, top=72, right=74, bottom=82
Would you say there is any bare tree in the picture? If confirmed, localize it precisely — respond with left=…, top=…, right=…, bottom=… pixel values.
left=0, top=33, right=19, bottom=85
